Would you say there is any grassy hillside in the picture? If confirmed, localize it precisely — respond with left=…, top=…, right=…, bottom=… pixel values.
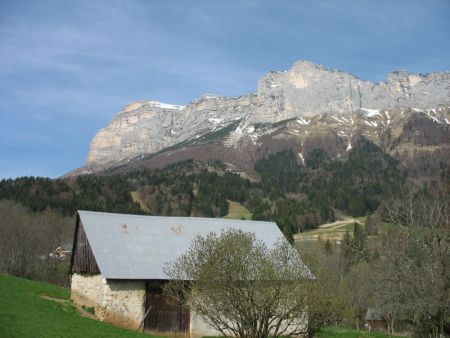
left=294, top=218, right=363, bottom=242
left=223, top=201, right=252, bottom=220
left=316, top=326, right=403, bottom=338
left=0, top=274, right=164, bottom=338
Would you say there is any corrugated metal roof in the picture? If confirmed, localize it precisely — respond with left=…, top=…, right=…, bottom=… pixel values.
left=77, top=210, right=307, bottom=280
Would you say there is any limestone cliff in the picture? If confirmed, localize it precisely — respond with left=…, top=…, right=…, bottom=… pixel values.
left=86, top=60, right=450, bottom=167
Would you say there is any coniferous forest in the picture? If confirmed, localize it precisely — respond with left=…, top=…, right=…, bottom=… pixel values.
left=0, top=141, right=405, bottom=240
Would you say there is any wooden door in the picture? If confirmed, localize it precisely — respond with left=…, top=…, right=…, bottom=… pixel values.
left=145, top=283, right=189, bottom=332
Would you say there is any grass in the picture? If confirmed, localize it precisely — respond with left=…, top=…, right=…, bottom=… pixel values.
left=294, top=215, right=373, bottom=243
left=130, top=191, right=151, bottom=212
left=223, top=201, right=252, bottom=220
left=315, top=326, right=403, bottom=338
left=0, top=274, right=165, bottom=338
left=294, top=220, right=360, bottom=242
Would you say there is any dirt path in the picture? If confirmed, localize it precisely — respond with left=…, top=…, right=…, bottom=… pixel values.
left=317, top=218, right=362, bottom=229
left=40, top=294, right=97, bottom=320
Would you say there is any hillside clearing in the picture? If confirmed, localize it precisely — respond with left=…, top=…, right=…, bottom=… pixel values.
left=223, top=200, right=252, bottom=220
left=294, top=218, right=364, bottom=242
left=0, top=274, right=164, bottom=338
left=131, top=191, right=151, bottom=212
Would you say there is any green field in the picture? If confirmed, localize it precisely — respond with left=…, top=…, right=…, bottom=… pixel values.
left=223, top=201, right=252, bottom=220
left=130, top=191, right=151, bottom=212
left=294, top=218, right=364, bottom=242
left=0, top=274, right=164, bottom=338
left=315, top=326, right=403, bottom=338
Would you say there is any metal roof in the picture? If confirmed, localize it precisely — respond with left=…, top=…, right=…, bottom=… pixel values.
left=78, top=210, right=308, bottom=280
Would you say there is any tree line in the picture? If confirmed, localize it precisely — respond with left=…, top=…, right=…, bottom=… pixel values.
left=302, top=185, right=449, bottom=337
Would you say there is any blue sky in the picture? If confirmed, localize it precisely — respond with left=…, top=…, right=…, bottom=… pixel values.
left=1, top=0, right=449, bottom=178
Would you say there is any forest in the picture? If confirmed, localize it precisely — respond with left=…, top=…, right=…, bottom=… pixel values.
left=0, top=140, right=406, bottom=239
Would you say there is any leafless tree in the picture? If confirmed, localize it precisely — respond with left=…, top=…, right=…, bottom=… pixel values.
left=374, top=185, right=449, bottom=337
left=0, top=200, right=74, bottom=286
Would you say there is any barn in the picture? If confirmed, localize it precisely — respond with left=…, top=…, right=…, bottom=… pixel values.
left=69, top=210, right=310, bottom=337
left=365, top=307, right=387, bottom=332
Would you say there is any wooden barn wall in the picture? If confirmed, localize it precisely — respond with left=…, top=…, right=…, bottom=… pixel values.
left=144, top=281, right=190, bottom=333
left=71, top=218, right=100, bottom=274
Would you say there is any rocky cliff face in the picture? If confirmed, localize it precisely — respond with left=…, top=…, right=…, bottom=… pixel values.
left=257, top=61, right=450, bottom=120
left=84, top=60, right=450, bottom=170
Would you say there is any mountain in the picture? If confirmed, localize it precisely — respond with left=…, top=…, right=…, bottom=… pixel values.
left=69, top=60, right=450, bottom=179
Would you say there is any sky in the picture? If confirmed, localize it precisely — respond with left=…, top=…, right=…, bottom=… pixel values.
left=1, top=0, right=449, bottom=179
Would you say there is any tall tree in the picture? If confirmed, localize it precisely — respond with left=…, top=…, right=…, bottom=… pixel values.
left=374, top=186, right=450, bottom=337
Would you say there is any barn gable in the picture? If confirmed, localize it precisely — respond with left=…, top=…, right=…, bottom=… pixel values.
left=70, top=214, right=100, bottom=275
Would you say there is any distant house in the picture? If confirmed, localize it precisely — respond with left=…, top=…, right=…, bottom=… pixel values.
left=365, top=307, right=387, bottom=332
left=49, top=243, right=72, bottom=260
left=69, top=210, right=310, bottom=337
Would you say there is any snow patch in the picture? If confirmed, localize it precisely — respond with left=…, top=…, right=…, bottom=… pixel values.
left=202, top=94, right=220, bottom=99
left=269, top=82, right=280, bottom=88
left=424, top=109, right=442, bottom=124
left=209, top=118, right=223, bottom=125
left=331, top=116, right=345, bottom=124
left=148, top=101, right=185, bottom=110
left=364, top=121, right=377, bottom=127
left=445, top=119, right=450, bottom=124
left=246, top=126, right=255, bottom=133
left=298, top=152, right=305, bottom=165
left=296, top=117, right=310, bottom=125
left=361, top=108, right=381, bottom=117
left=385, top=111, right=391, bottom=125
left=427, top=115, right=441, bottom=123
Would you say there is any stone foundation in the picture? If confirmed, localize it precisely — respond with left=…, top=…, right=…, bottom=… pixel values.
left=71, top=273, right=145, bottom=330
left=71, top=273, right=307, bottom=336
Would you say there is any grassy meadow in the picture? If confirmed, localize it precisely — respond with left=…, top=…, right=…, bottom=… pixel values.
left=0, top=274, right=164, bottom=338
left=223, top=200, right=252, bottom=220
left=315, top=326, right=403, bottom=338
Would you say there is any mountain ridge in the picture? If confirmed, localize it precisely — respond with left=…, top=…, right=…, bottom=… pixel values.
left=72, top=60, right=450, bottom=177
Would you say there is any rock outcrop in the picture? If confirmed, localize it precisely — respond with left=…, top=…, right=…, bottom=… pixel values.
left=85, top=60, right=450, bottom=167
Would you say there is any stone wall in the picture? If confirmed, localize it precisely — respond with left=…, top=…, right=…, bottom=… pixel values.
left=189, top=310, right=307, bottom=338
left=71, top=273, right=145, bottom=330
left=71, top=274, right=307, bottom=336
left=190, top=311, right=222, bottom=338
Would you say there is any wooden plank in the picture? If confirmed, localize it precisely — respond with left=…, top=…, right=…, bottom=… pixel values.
left=71, top=219, right=100, bottom=274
